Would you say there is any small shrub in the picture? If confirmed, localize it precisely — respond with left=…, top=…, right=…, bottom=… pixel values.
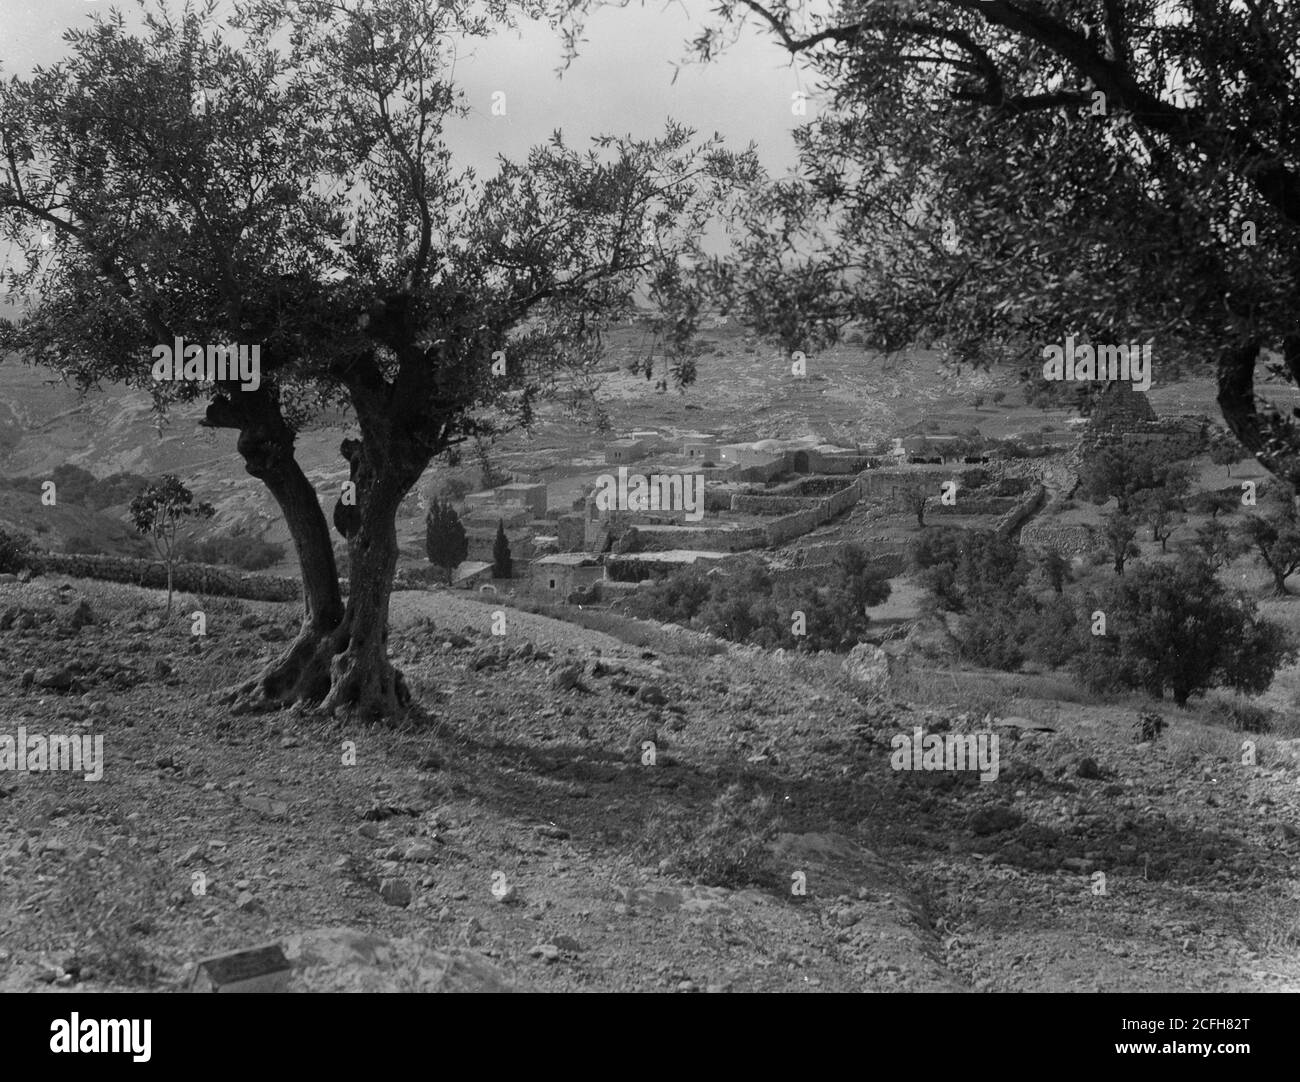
left=176, top=532, right=286, bottom=572
left=52, top=839, right=166, bottom=985
left=636, top=784, right=782, bottom=889
left=1204, top=695, right=1276, bottom=734
left=0, top=526, right=36, bottom=573
left=63, top=533, right=107, bottom=556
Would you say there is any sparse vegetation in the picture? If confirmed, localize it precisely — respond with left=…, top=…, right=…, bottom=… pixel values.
left=127, top=475, right=215, bottom=619
left=176, top=531, right=287, bottom=572
left=0, top=526, right=36, bottom=573
left=635, top=784, right=782, bottom=890
left=52, top=839, right=166, bottom=986
left=626, top=546, right=889, bottom=651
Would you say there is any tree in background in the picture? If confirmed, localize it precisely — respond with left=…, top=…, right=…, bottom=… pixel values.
left=492, top=519, right=513, bottom=579
left=1131, top=487, right=1184, bottom=553
left=905, top=488, right=930, bottom=529
left=1101, top=511, right=1140, bottom=576
left=475, top=437, right=511, bottom=493
left=1188, top=519, right=1247, bottom=572
left=1075, top=559, right=1293, bottom=706
left=1209, top=430, right=1246, bottom=477
left=1240, top=488, right=1300, bottom=595
left=1078, top=446, right=1192, bottom=516
left=0, top=527, right=36, bottom=575
left=832, top=543, right=891, bottom=614
left=128, top=475, right=214, bottom=618
left=425, top=498, right=467, bottom=586
left=1188, top=489, right=1241, bottom=521
left=1036, top=550, right=1072, bottom=595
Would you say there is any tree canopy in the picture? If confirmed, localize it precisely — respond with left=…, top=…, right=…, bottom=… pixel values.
left=621, top=0, right=1300, bottom=485
left=0, top=0, right=755, bottom=716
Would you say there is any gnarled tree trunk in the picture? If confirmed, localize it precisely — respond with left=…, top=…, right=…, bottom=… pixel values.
left=220, top=418, right=428, bottom=718
left=1217, top=336, right=1300, bottom=490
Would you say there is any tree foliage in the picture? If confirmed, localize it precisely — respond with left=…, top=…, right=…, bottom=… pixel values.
left=0, top=0, right=756, bottom=716
left=652, top=0, right=1300, bottom=484
left=1076, top=558, right=1293, bottom=705
left=127, top=474, right=215, bottom=616
left=492, top=518, right=513, bottom=579
left=628, top=545, right=890, bottom=651
left=425, top=498, right=468, bottom=584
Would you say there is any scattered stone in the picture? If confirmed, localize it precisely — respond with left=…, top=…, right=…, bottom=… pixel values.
left=283, top=927, right=517, bottom=992
left=63, top=599, right=95, bottom=631
left=235, top=891, right=260, bottom=912
left=1135, top=712, right=1165, bottom=743
left=839, top=643, right=892, bottom=695
left=636, top=684, right=668, bottom=706
left=552, top=663, right=585, bottom=692
left=1075, top=757, right=1102, bottom=780
left=833, top=907, right=859, bottom=928
left=401, top=842, right=439, bottom=863
left=379, top=878, right=413, bottom=907
left=968, top=806, right=1022, bottom=836
left=241, top=795, right=289, bottom=819
left=551, top=934, right=582, bottom=953
left=19, top=669, right=34, bottom=691
left=35, top=666, right=74, bottom=692
left=174, top=844, right=204, bottom=866
left=470, top=647, right=506, bottom=672
left=528, top=943, right=561, bottom=963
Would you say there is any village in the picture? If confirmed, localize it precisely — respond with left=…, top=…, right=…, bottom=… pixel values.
left=431, top=380, right=1210, bottom=611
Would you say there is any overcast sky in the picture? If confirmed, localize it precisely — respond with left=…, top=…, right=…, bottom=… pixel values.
left=0, top=0, right=817, bottom=176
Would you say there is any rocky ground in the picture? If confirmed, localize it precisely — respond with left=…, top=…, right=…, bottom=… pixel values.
left=0, top=576, right=1297, bottom=993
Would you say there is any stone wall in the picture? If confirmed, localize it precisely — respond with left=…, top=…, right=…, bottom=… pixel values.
left=803, top=452, right=877, bottom=475
left=858, top=469, right=950, bottom=506
left=557, top=514, right=586, bottom=552
left=723, top=459, right=787, bottom=484
left=36, top=552, right=302, bottom=602
left=924, top=496, right=1021, bottom=518
left=467, top=530, right=535, bottom=564
left=1019, top=520, right=1096, bottom=556
left=629, top=525, right=768, bottom=552
left=761, top=479, right=863, bottom=545
left=765, top=551, right=907, bottom=586
left=704, top=487, right=734, bottom=513
left=730, top=493, right=826, bottom=515
left=996, top=484, right=1048, bottom=540
left=33, top=551, right=448, bottom=601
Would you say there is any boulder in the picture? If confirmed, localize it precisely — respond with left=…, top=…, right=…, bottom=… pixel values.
left=840, top=644, right=891, bottom=694
left=283, top=927, right=519, bottom=992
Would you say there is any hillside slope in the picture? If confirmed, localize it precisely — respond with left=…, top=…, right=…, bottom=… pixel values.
left=1, top=576, right=1296, bottom=993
